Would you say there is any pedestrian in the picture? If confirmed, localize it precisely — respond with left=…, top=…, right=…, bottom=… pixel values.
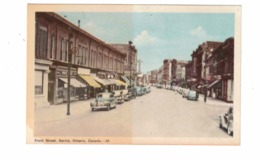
left=204, top=90, right=207, bottom=102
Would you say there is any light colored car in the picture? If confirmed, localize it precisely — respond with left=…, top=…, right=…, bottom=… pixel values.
left=186, top=90, right=198, bottom=101
left=135, top=86, right=145, bottom=96
left=182, top=89, right=190, bottom=98
left=219, top=106, right=233, bottom=136
left=112, top=90, right=124, bottom=104
left=90, top=92, right=117, bottom=111
left=145, top=86, right=151, bottom=93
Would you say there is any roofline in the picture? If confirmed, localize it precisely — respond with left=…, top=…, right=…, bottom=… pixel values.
left=39, top=12, right=126, bottom=57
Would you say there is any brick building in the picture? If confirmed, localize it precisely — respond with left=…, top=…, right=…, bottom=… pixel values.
left=35, top=12, right=127, bottom=106
left=191, top=41, right=221, bottom=90
left=110, top=43, right=138, bottom=86
left=206, top=37, right=234, bottom=102
left=162, top=59, right=172, bottom=86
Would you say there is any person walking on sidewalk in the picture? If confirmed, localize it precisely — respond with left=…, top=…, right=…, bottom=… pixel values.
left=204, top=89, right=207, bottom=102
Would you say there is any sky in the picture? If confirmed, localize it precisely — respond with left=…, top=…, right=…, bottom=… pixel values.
left=58, top=12, right=234, bottom=73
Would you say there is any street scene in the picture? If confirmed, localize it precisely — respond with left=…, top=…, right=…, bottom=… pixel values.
left=35, top=86, right=232, bottom=138
left=32, top=10, right=236, bottom=141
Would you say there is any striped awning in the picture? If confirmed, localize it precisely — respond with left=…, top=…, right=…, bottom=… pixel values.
left=93, top=76, right=115, bottom=85
left=59, top=78, right=86, bottom=88
left=79, top=75, right=101, bottom=88
left=207, top=79, right=221, bottom=89
left=109, top=79, right=127, bottom=86
left=121, top=76, right=130, bottom=85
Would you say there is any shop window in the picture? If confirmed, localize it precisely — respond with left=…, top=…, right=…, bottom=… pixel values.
left=35, top=70, right=44, bottom=95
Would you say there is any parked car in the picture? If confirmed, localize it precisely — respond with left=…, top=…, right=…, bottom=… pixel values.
left=145, top=86, right=151, bottom=93
left=135, top=86, right=145, bottom=96
left=186, top=90, right=198, bottom=101
left=126, top=87, right=136, bottom=100
left=112, top=90, right=125, bottom=104
left=90, top=92, right=117, bottom=111
left=156, top=84, right=163, bottom=89
left=182, top=89, right=190, bottom=98
left=219, top=106, right=233, bottom=136
left=121, top=89, right=130, bottom=101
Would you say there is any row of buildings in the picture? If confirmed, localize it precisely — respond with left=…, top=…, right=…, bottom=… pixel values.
left=142, top=38, right=234, bottom=103
left=34, top=12, right=138, bottom=108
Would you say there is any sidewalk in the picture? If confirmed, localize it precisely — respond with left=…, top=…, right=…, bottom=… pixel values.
left=35, top=98, right=93, bottom=124
left=197, top=94, right=233, bottom=107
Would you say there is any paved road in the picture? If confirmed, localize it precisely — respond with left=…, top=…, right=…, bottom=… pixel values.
left=35, top=87, right=231, bottom=138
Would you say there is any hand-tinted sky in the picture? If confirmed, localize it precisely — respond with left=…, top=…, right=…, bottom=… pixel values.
left=58, top=12, right=234, bottom=73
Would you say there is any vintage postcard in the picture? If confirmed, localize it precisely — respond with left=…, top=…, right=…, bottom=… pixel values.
left=27, top=4, right=241, bottom=145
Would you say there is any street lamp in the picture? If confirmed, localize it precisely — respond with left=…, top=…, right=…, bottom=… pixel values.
left=66, top=30, right=78, bottom=116
left=67, top=31, right=73, bottom=116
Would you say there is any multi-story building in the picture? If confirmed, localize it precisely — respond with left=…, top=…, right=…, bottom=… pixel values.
left=184, top=61, right=194, bottom=88
left=157, top=66, right=163, bottom=84
left=206, top=37, right=234, bottom=102
left=150, top=70, right=158, bottom=85
left=35, top=12, right=127, bottom=107
left=191, top=41, right=221, bottom=90
left=170, top=59, right=177, bottom=85
left=175, top=60, right=188, bottom=84
left=162, top=59, right=172, bottom=86
left=110, top=43, right=138, bottom=86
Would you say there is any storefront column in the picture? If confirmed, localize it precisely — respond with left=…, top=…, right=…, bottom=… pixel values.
left=34, top=59, right=52, bottom=108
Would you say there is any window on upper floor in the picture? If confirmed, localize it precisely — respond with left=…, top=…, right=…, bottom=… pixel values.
left=37, top=26, right=48, bottom=58
left=60, top=37, right=64, bottom=61
left=50, top=34, right=55, bottom=59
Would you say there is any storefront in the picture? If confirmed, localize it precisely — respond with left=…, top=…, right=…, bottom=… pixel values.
left=49, top=66, right=86, bottom=104
left=110, top=79, right=127, bottom=90
left=92, top=75, right=116, bottom=92
left=78, top=74, right=101, bottom=98
left=222, top=75, right=234, bottom=103
left=207, top=79, right=221, bottom=98
left=35, top=59, right=53, bottom=108
left=58, top=78, right=86, bottom=102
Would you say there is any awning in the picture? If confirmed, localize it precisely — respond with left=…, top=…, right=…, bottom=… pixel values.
left=59, top=78, right=86, bottom=88
left=207, top=79, right=221, bottom=89
left=129, top=79, right=135, bottom=85
left=198, top=84, right=208, bottom=88
left=113, top=79, right=127, bottom=86
left=79, top=75, right=101, bottom=88
left=121, top=76, right=130, bottom=85
left=93, top=76, right=115, bottom=85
